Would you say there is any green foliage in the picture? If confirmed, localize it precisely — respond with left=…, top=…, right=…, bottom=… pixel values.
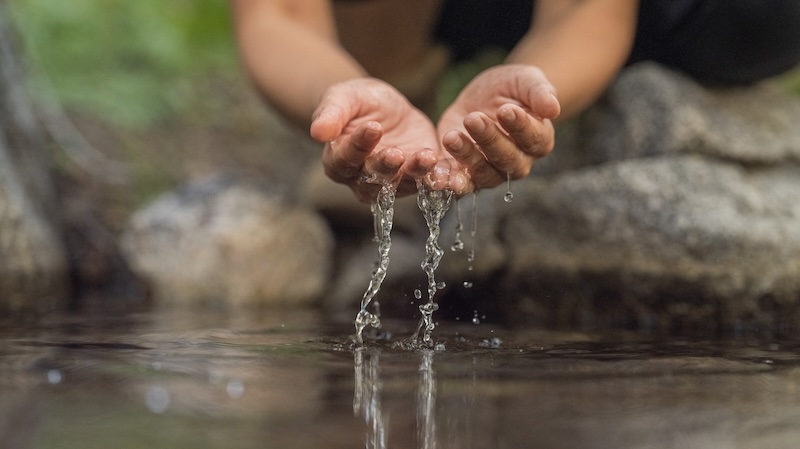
left=9, top=0, right=239, bottom=127
left=784, top=69, right=800, bottom=95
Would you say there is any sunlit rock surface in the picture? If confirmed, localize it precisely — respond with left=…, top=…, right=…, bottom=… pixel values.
left=121, top=176, right=333, bottom=306
left=501, top=63, right=800, bottom=332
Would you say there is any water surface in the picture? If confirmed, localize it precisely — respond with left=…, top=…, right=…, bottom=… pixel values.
left=2, top=307, right=800, bottom=448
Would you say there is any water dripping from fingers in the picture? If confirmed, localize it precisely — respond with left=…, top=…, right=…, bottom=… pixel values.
left=504, top=172, right=514, bottom=203
left=412, top=180, right=453, bottom=348
left=451, top=198, right=464, bottom=252
left=467, top=192, right=478, bottom=272
left=354, top=181, right=395, bottom=344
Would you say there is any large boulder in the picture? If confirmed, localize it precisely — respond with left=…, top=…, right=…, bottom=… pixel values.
left=503, top=155, right=800, bottom=331
left=580, top=62, right=800, bottom=165
left=499, top=63, right=800, bottom=332
left=121, top=176, right=333, bottom=306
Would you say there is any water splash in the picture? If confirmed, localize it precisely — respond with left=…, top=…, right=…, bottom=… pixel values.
left=450, top=198, right=464, bottom=252
left=412, top=181, right=453, bottom=347
left=467, top=192, right=478, bottom=272
left=354, top=182, right=395, bottom=344
left=504, top=172, right=514, bottom=203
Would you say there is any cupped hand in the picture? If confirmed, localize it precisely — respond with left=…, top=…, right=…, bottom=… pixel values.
left=437, top=64, right=561, bottom=192
left=310, top=78, right=451, bottom=203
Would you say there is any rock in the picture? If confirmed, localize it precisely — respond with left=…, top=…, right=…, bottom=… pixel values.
left=579, top=62, right=800, bottom=165
left=0, top=148, right=69, bottom=312
left=121, top=176, right=334, bottom=306
left=0, top=11, right=69, bottom=312
left=502, top=155, right=800, bottom=331
left=492, top=63, right=800, bottom=332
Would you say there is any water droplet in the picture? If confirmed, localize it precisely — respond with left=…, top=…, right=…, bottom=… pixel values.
left=472, top=311, right=480, bottom=325
left=479, top=337, right=503, bottom=348
left=451, top=198, right=465, bottom=251
left=463, top=281, right=473, bottom=288
left=436, top=282, right=446, bottom=290
left=226, top=379, right=245, bottom=399
left=414, top=289, right=422, bottom=299
left=504, top=172, right=513, bottom=202
left=145, top=386, right=171, bottom=414
left=47, top=369, right=62, bottom=385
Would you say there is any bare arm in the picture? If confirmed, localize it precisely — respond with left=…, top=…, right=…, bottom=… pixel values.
left=508, top=0, right=639, bottom=120
left=437, top=0, right=638, bottom=191
left=229, top=0, right=366, bottom=128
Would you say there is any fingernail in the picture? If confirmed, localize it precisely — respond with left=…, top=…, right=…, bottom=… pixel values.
left=499, top=106, right=516, bottom=123
left=446, top=133, right=464, bottom=151
left=467, top=115, right=486, bottom=133
left=363, top=126, right=380, bottom=140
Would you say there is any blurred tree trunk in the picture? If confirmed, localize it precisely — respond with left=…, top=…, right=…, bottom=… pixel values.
left=0, top=0, right=69, bottom=312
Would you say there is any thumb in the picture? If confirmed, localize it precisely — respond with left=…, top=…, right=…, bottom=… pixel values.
left=529, top=84, right=561, bottom=120
left=310, top=85, right=357, bottom=142
left=310, top=103, right=347, bottom=142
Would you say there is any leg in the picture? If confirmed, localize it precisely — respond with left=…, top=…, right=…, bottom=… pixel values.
left=630, top=0, right=800, bottom=85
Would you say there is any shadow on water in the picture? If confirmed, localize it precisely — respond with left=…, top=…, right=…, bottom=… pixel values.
left=3, top=307, right=800, bottom=448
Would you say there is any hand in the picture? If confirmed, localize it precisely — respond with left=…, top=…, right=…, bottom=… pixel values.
left=437, top=65, right=561, bottom=191
left=310, top=78, right=446, bottom=202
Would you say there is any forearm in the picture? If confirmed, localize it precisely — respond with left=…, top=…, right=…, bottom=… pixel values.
left=230, top=0, right=367, bottom=128
left=507, top=0, right=639, bottom=120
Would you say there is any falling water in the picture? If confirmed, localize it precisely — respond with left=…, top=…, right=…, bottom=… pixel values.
left=504, top=172, right=514, bottom=203
left=450, top=199, right=464, bottom=252
left=467, top=192, right=478, bottom=272
left=412, top=181, right=453, bottom=347
left=354, top=182, right=395, bottom=344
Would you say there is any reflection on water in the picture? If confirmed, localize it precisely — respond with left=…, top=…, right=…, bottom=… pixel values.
left=3, top=307, right=800, bottom=448
left=354, top=348, right=387, bottom=449
left=355, top=347, right=439, bottom=449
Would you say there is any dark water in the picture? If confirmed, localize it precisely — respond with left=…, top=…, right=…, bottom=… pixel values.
left=2, top=307, right=800, bottom=449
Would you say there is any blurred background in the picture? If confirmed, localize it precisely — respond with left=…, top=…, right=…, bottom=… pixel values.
left=5, top=0, right=800, bottom=305
left=8, top=0, right=318, bottom=227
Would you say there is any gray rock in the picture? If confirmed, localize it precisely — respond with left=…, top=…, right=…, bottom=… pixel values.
left=0, top=10, right=68, bottom=312
left=502, top=155, right=800, bottom=330
left=0, top=142, right=68, bottom=312
left=579, top=62, right=800, bottom=165
left=121, top=176, right=334, bottom=306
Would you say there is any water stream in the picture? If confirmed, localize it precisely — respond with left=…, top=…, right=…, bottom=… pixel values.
left=411, top=181, right=454, bottom=348
left=354, top=182, right=395, bottom=343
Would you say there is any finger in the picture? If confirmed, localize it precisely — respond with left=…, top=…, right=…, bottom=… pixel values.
left=322, top=121, right=382, bottom=180
left=497, top=103, right=555, bottom=158
left=526, top=83, right=561, bottom=120
left=463, top=112, right=531, bottom=178
left=364, top=146, right=405, bottom=182
left=442, top=129, right=504, bottom=189
left=310, top=104, right=345, bottom=142
left=400, top=148, right=437, bottom=179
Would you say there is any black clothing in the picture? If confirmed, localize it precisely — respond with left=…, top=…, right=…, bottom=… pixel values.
left=433, top=0, right=800, bottom=85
